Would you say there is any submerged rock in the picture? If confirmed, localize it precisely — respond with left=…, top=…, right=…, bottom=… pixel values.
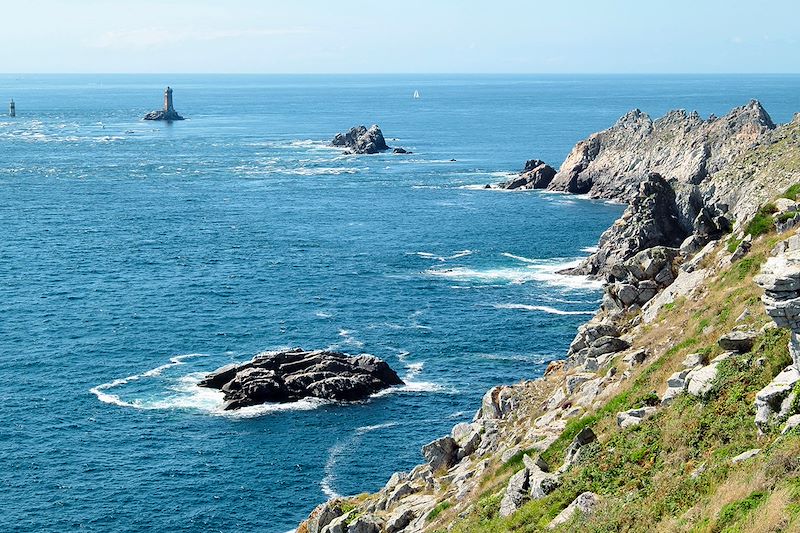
left=332, top=125, right=390, bottom=154
left=198, top=348, right=403, bottom=410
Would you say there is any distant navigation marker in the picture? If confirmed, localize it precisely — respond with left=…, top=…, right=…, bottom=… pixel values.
left=9, top=98, right=15, bottom=117
left=144, top=86, right=185, bottom=121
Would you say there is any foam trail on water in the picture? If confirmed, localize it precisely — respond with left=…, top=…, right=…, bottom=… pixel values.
left=90, top=354, right=208, bottom=408
left=321, top=421, right=399, bottom=499
left=408, top=249, right=474, bottom=262
left=493, top=303, right=595, bottom=316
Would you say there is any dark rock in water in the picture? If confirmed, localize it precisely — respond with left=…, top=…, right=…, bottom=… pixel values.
left=143, top=109, right=185, bottom=121
left=499, top=159, right=557, bottom=190
left=392, top=147, right=412, bottom=154
left=332, top=125, right=389, bottom=154
left=198, top=348, right=404, bottom=410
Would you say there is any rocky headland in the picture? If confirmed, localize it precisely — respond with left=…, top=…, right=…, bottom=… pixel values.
left=300, top=104, right=800, bottom=533
left=198, top=348, right=403, bottom=410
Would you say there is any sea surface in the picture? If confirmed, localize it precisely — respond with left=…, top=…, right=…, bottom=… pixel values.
left=1, top=74, right=799, bottom=532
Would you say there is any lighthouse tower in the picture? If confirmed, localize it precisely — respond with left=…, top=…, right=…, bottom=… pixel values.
left=164, top=87, right=174, bottom=113
left=9, top=99, right=15, bottom=117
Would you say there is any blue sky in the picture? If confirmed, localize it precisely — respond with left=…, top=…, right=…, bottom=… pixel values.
left=1, top=0, right=798, bottom=73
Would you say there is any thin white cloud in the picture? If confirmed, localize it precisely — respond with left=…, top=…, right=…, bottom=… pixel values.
left=86, top=27, right=312, bottom=49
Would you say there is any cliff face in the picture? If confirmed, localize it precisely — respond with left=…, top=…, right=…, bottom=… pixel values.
left=299, top=104, right=800, bottom=533
left=547, top=100, right=775, bottom=200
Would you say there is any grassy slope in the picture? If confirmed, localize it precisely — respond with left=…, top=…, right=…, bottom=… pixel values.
left=426, top=125, right=800, bottom=532
left=437, top=229, right=800, bottom=533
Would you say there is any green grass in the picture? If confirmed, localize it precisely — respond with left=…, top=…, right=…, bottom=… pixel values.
left=713, top=491, right=767, bottom=532
left=427, top=500, right=453, bottom=521
left=744, top=203, right=777, bottom=237
left=727, top=237, right=743, bottom=254
left=783, top=183, right=800, bottom=201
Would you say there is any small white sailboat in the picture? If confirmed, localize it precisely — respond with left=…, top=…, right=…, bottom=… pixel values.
left=413, top=90, right=421, bottom=99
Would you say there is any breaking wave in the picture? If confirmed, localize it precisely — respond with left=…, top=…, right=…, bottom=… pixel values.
left=493, top=303, right=595, bottom=315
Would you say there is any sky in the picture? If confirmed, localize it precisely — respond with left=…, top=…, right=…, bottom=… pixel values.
left=1, top=0, right=798, bottom=74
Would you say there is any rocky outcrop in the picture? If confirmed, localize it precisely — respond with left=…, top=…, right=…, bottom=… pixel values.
left=566, top=173, right=688, bottom=276
left=753, top=240, right=800, bottom=431
left=143, top=109, right=184, bottom=121
left=547, top=100, right=775, bottom=200
left=547, top=492, right=600, bottom=529
left=332, top=125, right=390, bottom=154
left=198, top=348, right=403, bottom=410
left=499, top=455, right=560, bottom=516
left=498, top=159, right=557, bottom=190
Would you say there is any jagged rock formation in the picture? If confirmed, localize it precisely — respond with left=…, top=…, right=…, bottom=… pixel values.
left=754, top=237, right=800, bottom=431
left=198, top=348, right=403, bottom=410
left=545, top=102, right=776, bottom=275
left=332, top=125, right=390, bottom=154
left=547, top=100, right=775, bottom=199
left=497, top=159, right=557, bottom=190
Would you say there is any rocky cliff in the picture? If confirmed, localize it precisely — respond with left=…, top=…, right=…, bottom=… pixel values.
left=298, top=105, right=800, bottom=533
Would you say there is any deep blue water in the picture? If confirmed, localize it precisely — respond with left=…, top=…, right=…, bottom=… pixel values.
left=1, top=74, right=798, bottom=533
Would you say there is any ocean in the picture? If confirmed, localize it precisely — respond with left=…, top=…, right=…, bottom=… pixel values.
left=1, top=74, right=799, bottom=532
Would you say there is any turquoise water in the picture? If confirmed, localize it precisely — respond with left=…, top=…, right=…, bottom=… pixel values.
left=1, top=75, right=798, bottom=532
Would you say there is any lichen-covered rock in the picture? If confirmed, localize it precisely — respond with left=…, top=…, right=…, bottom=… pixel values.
left=499, top=468, right=529, bottom=517
left=559, top=427, right=596, bottom=472
left=617, top=406, right=657, bottom=428
left=422, top=436, right=458, bottom=471
left=547, top=492, right=600, bottom=529
left=567, top=175, right=688, bottom=276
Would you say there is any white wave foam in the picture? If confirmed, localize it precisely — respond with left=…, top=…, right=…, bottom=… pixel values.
left=409, top=249, right=474, bottom=262
left=448, top=411, right=466, bottom=419
left=426, top=265, right=602, bottom=289
left=581, top=246, right=599, bottom=253
left=493, top=303, right=595, bottom=316
left=356, top=421, right=399, bottom=434
left=501, top=252, right=539, bottom=264
left=315, top=311, right=332, bottom=318
left=457, top=184, right=494, bottom=190
left=224, top=397, right=329, bottom=419
left=90, top=354, right=208, bottom=408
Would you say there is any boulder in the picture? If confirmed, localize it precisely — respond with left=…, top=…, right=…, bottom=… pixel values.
left=731, top=448, right=761, bottom=464
left=198, top=348, right=403, bottom=410
left=547, top=492, right=600, bottom=529
left=560, top=427, right=596, bottom=472
left=332, top=125, right=390, bottom=154
left=685, top=363, right=721, bottom=398
left=451, top=423, right=482, bottom=459
left=422, top=436, right=458, bottom=471
left=718, top=330, right=757, bottom=353
left=589, top=336, right=631, bottom=357
left=617, top=406, right=657, bottom=428
left=499, top=469, right=529, bottom=517
left=499, top=159, right=557, bottom=190
left=392, top=147, right=412, bottom=154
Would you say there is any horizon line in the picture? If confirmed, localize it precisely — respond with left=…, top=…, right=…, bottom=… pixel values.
left=1, top=72, right=800, bottom=76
